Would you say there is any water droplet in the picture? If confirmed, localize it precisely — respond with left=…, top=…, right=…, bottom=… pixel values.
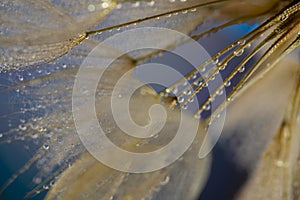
left=62, top=64, right=67, bottom=69
left=192, top=73, right=197, bottom=79
left=87, top=4, right=95, bottom=12
left=165, top=88, right=171, bottom=94
left=234, top=49, right=244, bottom=56
left=238, top=66, right=246, bottom=73
left=216, top=88, right=224, bottom=96
left=203, top=103, right=211, bottom=111
left=182, top=104, right=188, bottom=110
left=212, top=58, right=219, bottom=65
left=43, top=144, right=49, bottom=150
left=210, top=76, right=216, bottom=81
left=186, top=89, right=192, bottom=95
left=238, top=40, right=246, bottom=45
left=101, top=2, right=109, bottom=9
left=160, top=176, right=170, bottom=185
left=188, top=98, right=194, bottom=103
left=224, top=80, right=231, bottom=87
left=147, top=1, right=155, bottom=6
left=118, top=94, right=122, bottom=98
left=194, top=79, right=203, bottom=86
left=172, top=87, right=178, bottom=95
left=246, top=43, right=251, bottom=48
left=132, top=1, right=140, bottom=7
left=43, top=184, right=49, bottom=190
left=276, top=160, right=285, bottom=167
left=227, top=97, right=233, bottom=102
left=18, top=124, right=27, bottom=131
left=49, top=180, right=55, bottom=187
left=177, top=96, right=184, bottom=103
left=194, top=112, right=201, bottom=119
left=280, top=15, right=288, bottom=21
left=0, top=133, right=3, bottom=138
left=219, top=62, right=227, bottom=70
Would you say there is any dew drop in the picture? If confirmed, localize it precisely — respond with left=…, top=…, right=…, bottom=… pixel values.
left=212, top=58, right=219, bottom=65
left=177, top=96, right=184, bottom=103
left=87, top=4, right=95, bottom=12
left=238, top=40, right=246, bottom=45
left=188, top=98, right=194, bottom=103
left=0, top=133, right=3, bottom=138
left=165, top=88, right=171, bottom=94
left=216, top=88, right=224, bottom=96
left=160, top=176, right=170, bottom=185
left=219, top=62, right=227, bottom=70
left=192, top=73, right=197, bottom=79
left=238, top=66, right=246, bottom=73
left=224, top=80, right=231, bottom=87
left=172, top=87, right=178, bottom=95
left=203, top=103, right=211, bottom=111
left=186, top=89, right=192, bottom=95
left=18, top=124, right=27, bottom=131
left=147, top=1, right=155, bottom=6
left=234, top=49, right=244, bottom=57
left=280, top=15, right=288, bottom=21
left=182, top=104, right=188, bottom=110
left=194, top=112, right=201, bottom=119
left=194, top=79, right=203, bottom=86
left=43, top=144, right=50, bottom=150
left=43, top=184, right=49, bottom=190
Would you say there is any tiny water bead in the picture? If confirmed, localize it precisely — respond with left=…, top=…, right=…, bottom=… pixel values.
left=182, top=103, right=188, bottom=110
left=177, top=96, right=184, bottom=103
left=239, top=65, right=246, bottom=73
left=216, top=88, right=224, bottom=96
left=233, top=48, right=244, bottom=57
left=203, top=103, right=211, bottom=111
left=43, top=144, right=50, bottom=150
left=160, top=176, right=170, bottom=186
left=224, top=80, right=231, bottom=87
left=18, top=124, right=27, bottom=131
left=219, top=62, right=227, bottom=70
left=212, top=58, right=219, bottom=65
